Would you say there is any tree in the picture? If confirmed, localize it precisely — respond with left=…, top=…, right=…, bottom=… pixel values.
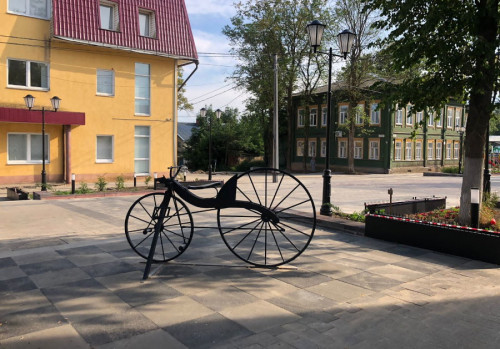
left=223, top=0, right=333, bottom=167
left=363, top=0, right=500, bottom=224
left=178, top=68, right=193, bottom=111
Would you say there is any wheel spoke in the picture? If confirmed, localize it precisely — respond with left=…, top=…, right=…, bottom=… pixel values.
left=159, top=227, right=166, bottom=260
left=161, top=230, right=180, bottom=252
left=275, top=199, right=312, bottom=214
left=231, top=219, right=263, bottom=250
left=220, top=217, right=262, bottom=235
left=247, top=221, right=264, bottom=261
left=129, top=214, right=155, bottom=226
left=139, top=201, right=155, bottom=220
left=269, top=173, right=285, bottom=209
left=237, top=186, right=253, bottom=202
left=272, top=184, right=300, bottom=211
left=132, top=229, right=155, bottom=250
left=267, top=222, right=285, bottom=263
left=275, top=220, right=311, bottom=237
left=173, top=196, right=186, bottom=241
left=247, top=173, right=262, bottom=205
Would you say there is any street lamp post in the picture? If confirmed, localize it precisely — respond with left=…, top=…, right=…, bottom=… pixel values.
left=200, top=107, right=221, bottom=180
left=306, top=20, right=356, bottom=216
left=458, top=126, right=465, bottom=174
left=484, top=123, right=491, bottom=195
left=24, top=95, right=61, bottom=191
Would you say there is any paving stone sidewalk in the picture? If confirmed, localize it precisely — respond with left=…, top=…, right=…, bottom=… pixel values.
left=2, top=197, right=500, bottom=348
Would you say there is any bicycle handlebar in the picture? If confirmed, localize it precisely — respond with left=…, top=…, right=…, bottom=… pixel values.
left=168, top=166, right=187, bottom=179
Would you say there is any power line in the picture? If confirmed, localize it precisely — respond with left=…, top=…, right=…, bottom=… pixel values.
left=189, top=83, right=236, bottom=102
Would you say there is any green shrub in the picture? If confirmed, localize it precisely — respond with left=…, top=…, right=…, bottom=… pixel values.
left=116, top=175, right=125, bottom=190
left=441, top=166, right=459, bottom=174
left=234, top=159, right=267, bottom=172
left=95, top=176, right=107, bottom=191
left=78, top=182, right=91, bottom=194
left=144, top=175, right=152, bottom=187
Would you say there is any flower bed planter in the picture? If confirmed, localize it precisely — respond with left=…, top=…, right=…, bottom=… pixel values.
left=365, top=214, right=500, bottom=265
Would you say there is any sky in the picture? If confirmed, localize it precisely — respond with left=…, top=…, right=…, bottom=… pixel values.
left=180, top=0, right=246, bottom=123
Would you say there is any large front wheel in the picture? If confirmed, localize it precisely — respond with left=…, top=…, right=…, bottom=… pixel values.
left=125, top=193, right=194, bottom=262
left=217, top=168, right=316, bottom=267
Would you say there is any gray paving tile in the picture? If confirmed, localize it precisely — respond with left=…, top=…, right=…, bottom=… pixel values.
left=114, top=280, right=182, bottom=307
left=192, top=285, right=258, bottom=311
left=165, top=313, right=254, bottom=349
left=19, top=258, right=77, bottom=275
left=56, top=245, right=105, bottom=256
left=29, top=267, right=91, bottom=288
left=0, top=265, right=26, bottom=281
left=0, top=257, right=16, bottom=268
left=0, top=324, right=89, bottom=349
left=71, top=309, right=158, bottom=346
left=0, top=276, right=37, bottom=294
left=306, top=279, right=373, bottom=302
left=339, top=271, right=403, bottom=292
left=267, top=289, right=339, bottom=320
left=81, top=260, right=140, bottom=278
left=41, top=277, right=110, bottom=303
left=0, top=304, right=67, bottom=340
left=11, top=250, right=65, bottom=266
left=95, top=328, right=187, bottom=349
left=66, top=252, right=119, bottom=267
left=268, top=268, right=333, bottom=288
left=0, top=289, right=52, bottom=317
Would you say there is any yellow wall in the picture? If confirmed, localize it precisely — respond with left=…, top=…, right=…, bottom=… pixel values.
left=0, top=5, right=178, bottom=184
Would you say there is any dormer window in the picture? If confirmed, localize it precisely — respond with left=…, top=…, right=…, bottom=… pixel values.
left=100, top=1, right=119, bottom=31
left=139, top=9, right=156, bottom=37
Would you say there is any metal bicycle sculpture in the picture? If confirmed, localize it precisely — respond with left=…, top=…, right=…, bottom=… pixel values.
left=125, top=166, right=316, bottom=279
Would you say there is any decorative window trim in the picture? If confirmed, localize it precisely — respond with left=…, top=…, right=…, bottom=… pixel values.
left=405, top=139, right=413, bottom=160
left=338, top=104, right=348, bottom=125
left=455, top=108, right=462, bottom=128
left=427, top=112, right=434, bottom=127
left=369, top=138, right=380, bottom=160
left=354, top=138, right=363, bottom=159
left=309, top=108, right=317, bottom=127
left=7, top=58, right=49, bottom=90
left=394, top=139, right=403, bottom=160
left=308, top=139, right=317, bottom=157
left=355, top=103, right=365, bottom=125
left=320, top=138, right=326, bottom=157
left=7, top=0, right=50, bottom=20
left=453, top=141, right=460, bottom=159
left=369, top=102, right=381, bottom=126
left=416, top=111, right=423, bottom=125
left=7, top=132, right=50, bottom=164
left=415, top=139, right=423, bottom=160
left=445, top=141, right=452, bottom=159
left=436, top=140, right=443, bottom=160
left=447, top=107, right=454, bottom=129
left=436, top=111, right=443, bottom=128
left=296, top=138, right=305, bottom=157
left=321, top=105, right=327, bottom=127
left=96, top=135, right=114, bottom=163
left=395, top=107, right=404, bottom=125
left=427, top=140, right=434, bottom=160
left=297, top=109, right=305, bottom=128
left=338, top=137, right=347, bottom=158
left=138, top=8, right=156, bottom=38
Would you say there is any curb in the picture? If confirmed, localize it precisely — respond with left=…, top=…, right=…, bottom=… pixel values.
left=33, top=189, right=163, bottom=200
left=423, top=172, right=462, bottom=177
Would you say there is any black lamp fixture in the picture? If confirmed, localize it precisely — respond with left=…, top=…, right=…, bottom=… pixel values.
left=306, top=20, right=356, bottom=216
left=24, top=94, right=61, bottom=191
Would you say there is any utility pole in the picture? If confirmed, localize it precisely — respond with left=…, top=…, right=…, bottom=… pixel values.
left=273, top=53, right=279, bottom=182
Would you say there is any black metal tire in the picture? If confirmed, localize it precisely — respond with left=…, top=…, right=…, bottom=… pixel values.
left=217, top=168, right=316, bottom=267
left=125, top=193, right=194, bottom=262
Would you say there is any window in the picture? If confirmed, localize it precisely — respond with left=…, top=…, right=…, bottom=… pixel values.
left=447, top=108, right=454, bottom=128
left=415, top=140, right=422, bottom=160
left=455, top=108, right=462, bottom=128
left=416, top=111, right=423, bottom=125
left=370, top=103, right=380, bottom=125
left=436, top=141, right=443, bottom=160
left=454, top=141, right=460, bottom=159
left=405, top=140, right=412, bottom=160
left=394, top=140, right=402, bottom=160
left=320, top=138, right=326, bottom=157
left=8, top=59, right=48, bottom=89
left=436, top=111, right=443, bottom=128
left=427, top=112, right=434, bottom=127
left=297, top=109, right=305, bottom=127
left=395, top=107, right=404, bottom=125
left=96, top=135, right=114, bottom=163
left=100, top=1, right=119, bottom=31
left=296, top=139, right=304, bottom=157
left=446, top=141, right=452, bottom=159
left=339, top=105, right=348, bottom=124
left=427, top=141, right=434, bottom=160
left=338, top=138, right=347, bottom=158
left=139, top=9, right=156, bottom=37
left=354, top=139, right=363, bottom=159
left=8, top=0, right=49, bottom=19
left=135, top=63, right=150, bottom=115
left=97, top=69, right=114, bottom=96
left=8, top=133, right=49, bottom=164
left=406, top=110, right=413, bottom=126
left=135, top=126, right=150, bottom=174
left=369, top=139, right=380, bottom=160
left=310, top=108, right=317, bottom=127
left=321, top=106, right=327, bottom=126
left=355, top=104, right=364, bottom=125
left=308, top=139, right=316, bottom=157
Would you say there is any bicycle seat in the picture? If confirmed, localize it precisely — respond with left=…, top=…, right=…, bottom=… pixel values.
left=187, top=181, right=223, bottom=190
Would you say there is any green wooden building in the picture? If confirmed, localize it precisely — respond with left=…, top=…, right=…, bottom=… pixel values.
left=291, top=85, right=465, bottom=173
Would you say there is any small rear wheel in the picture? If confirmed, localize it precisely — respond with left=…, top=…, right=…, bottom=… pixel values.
left=217, top=168, right=315, bottom=267
left=125, top=193, right=194, bottom=262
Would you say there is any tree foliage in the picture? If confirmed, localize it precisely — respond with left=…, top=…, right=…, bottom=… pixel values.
left=184, top=107, right=264, bottom=171
left=178, top=68, right=193, bottom=111
left=363, top=0, right=500, bottom=224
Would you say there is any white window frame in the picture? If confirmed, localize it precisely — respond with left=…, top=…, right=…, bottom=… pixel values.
left=394, top=140, right=402, bottom=160
left=96, top=135, right=114, bottom=163
left=416, top=111, right=423, bottom=125
left=7, top=132, right=49, bottom=164
left=7, top=58, right=49, bottom=90
left=427, top=141, right=434, bottom=160
left=135, top=63, right=151, bottom=116
left=436, top=141, right=443, bottom=160
left=405, top=140, right=412, bottom=160
left=354, top=139, right=363, bottom=159
left=96, top=69, right=115, bottom=96
left=309, top=108, right=317, bottom=127
left=338, top=138, right=347, bottom=158
left=297, top=109, right=305, bottom=127
left=321, top=106, right=327, bottom=127
left=395, top=108, right=404, bottom=125
left=406, top=111, right=413, bottom=126
left=447, top=108, right=454, bottom=128
left=354, top=103, right=364, bottom=125
left=339, top=105, right=348, bottom=125
left=369, top=139, right=380, bottom=160
left=427, top=112, right=434, bottom=127
left=296, top=139, right=304, bottom=157
left=415, top=140, right=422, bottom=160
left=446, top=142, right=452, bottom=159
left=134, top=126, right=151, bottom=175
left=138, top=9, right=156, bottom=38
left=100, top=0, right=119, bottom=31
left=308, top=139, right=316, bottom=157
left=436, top=111, right=443, bottom=128
left=370, top=103, right=380, bottom=125
left=454, top=141, right=460, bottom=159
left=8, top=0, right=50, bottom=19
left=455, top=108, right=462, bottom=128
left=320, top=138, right=326, bottom=157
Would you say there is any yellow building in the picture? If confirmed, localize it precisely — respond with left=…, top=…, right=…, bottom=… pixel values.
left=0, top=0, right=198, bottom=185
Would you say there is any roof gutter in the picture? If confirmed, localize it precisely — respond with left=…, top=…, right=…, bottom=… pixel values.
left=178, top=60, right=198, bottom=92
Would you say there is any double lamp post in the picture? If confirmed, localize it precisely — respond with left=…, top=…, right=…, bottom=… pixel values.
left=200, top=107, right=222, bottom=180
left=24, top=94, right=61, bottom=191
left=306, top=20, right=356, bottom=216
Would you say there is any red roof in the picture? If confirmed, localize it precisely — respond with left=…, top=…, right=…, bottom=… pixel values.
left=52, top=0, right=198, bottom=61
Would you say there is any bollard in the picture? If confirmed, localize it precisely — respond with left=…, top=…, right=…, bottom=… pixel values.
left=154, top=172, right=157, bottom=190
left=134, top=173, right=137, bottom=187
left=470, top=187, right=480, bottom=228
left=71, top=173, right=76, bottom=194
left=388, top=188, right=393, bottom=215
